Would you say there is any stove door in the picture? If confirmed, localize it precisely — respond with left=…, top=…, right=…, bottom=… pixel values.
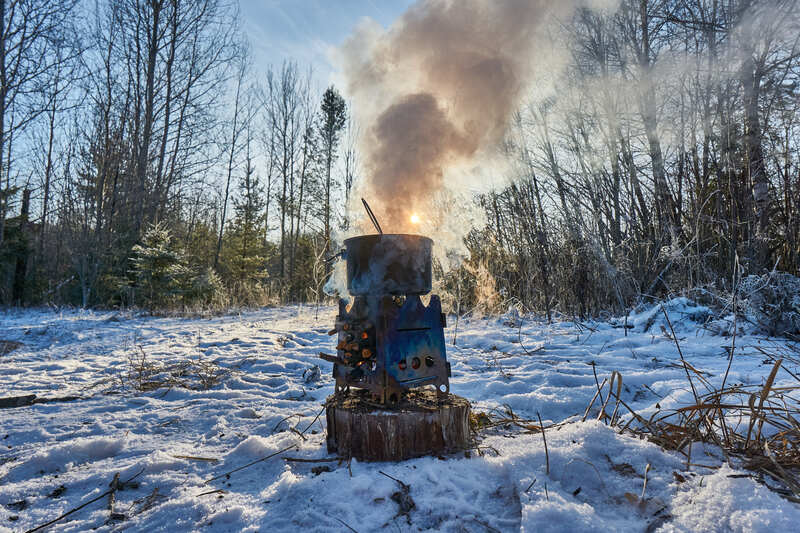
left=383, top=295, right=450, bottom=395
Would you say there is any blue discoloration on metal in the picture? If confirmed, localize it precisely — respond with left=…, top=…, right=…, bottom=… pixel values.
left=384, top=295, right=448, bottom=386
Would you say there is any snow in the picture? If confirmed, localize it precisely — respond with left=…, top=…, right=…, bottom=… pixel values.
left=10, top=437, right=127, bottom=481
left=663, top=464, right=800, bottom=533
left=1, top=301, right=798, bottom=532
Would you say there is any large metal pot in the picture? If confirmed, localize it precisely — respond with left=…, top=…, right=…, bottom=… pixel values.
left=343, top=234, right=432, bottom=295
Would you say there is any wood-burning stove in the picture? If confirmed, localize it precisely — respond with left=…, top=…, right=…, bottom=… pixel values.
left=320, top=233, right=451, bottom=404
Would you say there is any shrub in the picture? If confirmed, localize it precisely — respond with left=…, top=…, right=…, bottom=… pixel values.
left=740, top=272, right=800, bottom=336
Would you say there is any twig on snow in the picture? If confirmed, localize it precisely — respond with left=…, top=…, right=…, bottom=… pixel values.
left=107, top=472, right=123, bottom=521
left=172, top=455, right=219, bottom=463
left=138, top=487, right=161, bottom=514
left=517, top=313, right=544, bottom=356
left=299, top=405, right=326, bottom=436
left=379, top=471, right=415, bottom=524
left=591, top=361, right=605, bottom=406
left=283, top=456, right=341, bottom=463
left=25, top=468, right=144, bottom=533
left=582, top=378, right=607, bottom=422
left=204, top=444, right=297, bottom=484
left=195, top=488, right=226, bottom=498
left=334, top=516, right=359, bottom=532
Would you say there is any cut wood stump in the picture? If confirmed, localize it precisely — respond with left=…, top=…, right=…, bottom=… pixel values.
left=325, top=388, right=471, bottom=462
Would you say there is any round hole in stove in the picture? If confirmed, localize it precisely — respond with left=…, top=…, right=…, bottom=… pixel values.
left=411, top=357, right=421, bottom=369
left=425, top=355, right=434, bottom=367
left=398, top=359, right=407, bottom=370
left=439, top=383, right=447, bottom=393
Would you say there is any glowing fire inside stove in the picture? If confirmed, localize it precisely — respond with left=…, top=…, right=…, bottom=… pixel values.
left=410, top=213, right=420, bottom=225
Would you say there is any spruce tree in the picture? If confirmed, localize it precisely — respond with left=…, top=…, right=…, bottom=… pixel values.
left=223, top=152, right=267, bottom=284
left=129, top=222, right=189, bottom=309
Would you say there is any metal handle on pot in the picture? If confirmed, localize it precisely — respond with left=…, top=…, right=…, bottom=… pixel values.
left=361, top=198, right=383, bottom=235
left=324, top=248, right=346, bottom=264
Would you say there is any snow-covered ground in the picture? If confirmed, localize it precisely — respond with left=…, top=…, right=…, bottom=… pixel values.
left=1, top=300, right=799, bottom=532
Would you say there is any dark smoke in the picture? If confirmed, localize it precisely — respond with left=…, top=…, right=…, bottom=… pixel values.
left=369, top=93, right=473, bottom=225
left=341, top=0, right=587, bottom=233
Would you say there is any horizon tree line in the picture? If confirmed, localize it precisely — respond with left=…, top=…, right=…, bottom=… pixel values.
left=1, top=0, right=798, bottom=321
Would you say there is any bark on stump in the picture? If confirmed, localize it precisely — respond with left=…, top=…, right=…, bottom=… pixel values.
left=325, top=388, right=471, bottom=462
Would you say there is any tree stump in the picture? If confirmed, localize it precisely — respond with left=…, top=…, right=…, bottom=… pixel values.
left=325, top=388, right=471, bottom=461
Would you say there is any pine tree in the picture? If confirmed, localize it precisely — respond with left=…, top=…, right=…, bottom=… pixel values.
left=318, top=86, right=347, bottom=262
left=223, top=150, right=267, bottom=284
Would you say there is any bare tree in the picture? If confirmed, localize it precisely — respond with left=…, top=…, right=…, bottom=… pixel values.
left=263, top=61, right=310, bottom=292
left=0, top=0, right=79, bottom=249
left=341, top=112, right=359, bottom=230
left=215, top=45, right=255, bottom=269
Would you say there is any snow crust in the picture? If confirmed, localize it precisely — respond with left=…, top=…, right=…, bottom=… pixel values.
left=1, top=301, right=798, bottom=531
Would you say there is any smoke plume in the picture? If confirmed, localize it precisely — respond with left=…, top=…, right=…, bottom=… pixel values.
left=338, top=0, right=596, bottom=237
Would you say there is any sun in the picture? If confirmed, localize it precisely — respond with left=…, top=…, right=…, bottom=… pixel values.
left=410, top=213, right=420, bottom=225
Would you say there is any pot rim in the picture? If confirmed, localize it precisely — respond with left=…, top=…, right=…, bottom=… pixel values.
left=343, top=233, right=432, bottom=245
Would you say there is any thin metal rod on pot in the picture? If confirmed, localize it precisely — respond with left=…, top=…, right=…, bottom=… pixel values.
left=361, top=198, right=383, bottom=235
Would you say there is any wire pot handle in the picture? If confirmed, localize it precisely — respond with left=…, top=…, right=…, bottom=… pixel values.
left=361, top=198, right=383, bottom=235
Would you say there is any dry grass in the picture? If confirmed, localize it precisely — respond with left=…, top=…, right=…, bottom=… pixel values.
left=122, top=346, right=231, bottom=392
left=468, top=338, right=800, bottom=501
left=621, top=369, right=800, bottom=499
left=586, top=342, right=800, bottom=502
left=469, top=404, right=570, bottom=435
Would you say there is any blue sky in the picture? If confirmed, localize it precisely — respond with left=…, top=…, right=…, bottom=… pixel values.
left=239, top=0, right=415, bottom=88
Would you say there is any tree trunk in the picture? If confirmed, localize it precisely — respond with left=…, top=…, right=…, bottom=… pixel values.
left=39, top=86, right=58, bottom=258
left=0, top=0, right=7, bottom=249
left=741, top=54, right=769, bottom=240
left=215, top=53, right=246, bottom=269
left=324, top=147, right=332, bottom=261
left=279, top=131, right=288, bottom=280
left=153, top=0, right=178, bottom=223
left=135, top=0, right=163, bottom=234
left=263, top=135, right=275, bottom=248
left=638, top=0, right=673, bottom=237
left=325, top=388, right=471, bottom=462
left=289, top=136, right=308, bottom=295
left=12, top=189, right=31, bottom=304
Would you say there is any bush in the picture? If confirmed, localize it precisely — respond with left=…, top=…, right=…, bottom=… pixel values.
left=129, top=223, right=233, bottom=311
left=740, top=272, right=800, bottom=336
left=186, top=267, right=226, bottom=307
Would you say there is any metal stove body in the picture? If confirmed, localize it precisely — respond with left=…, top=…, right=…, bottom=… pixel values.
left=326, top=234, right=451, bottom=404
